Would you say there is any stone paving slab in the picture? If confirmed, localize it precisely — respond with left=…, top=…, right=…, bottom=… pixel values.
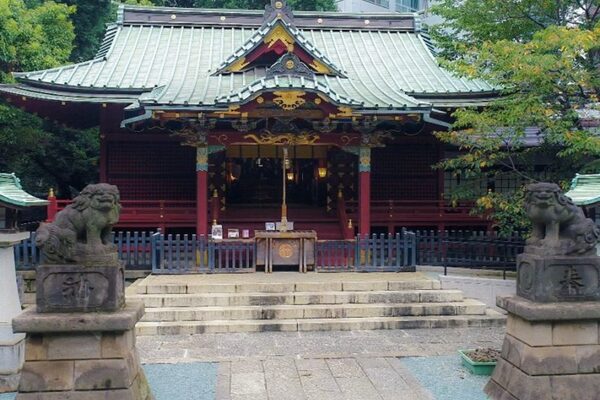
left=136, top=327, right=505, bottom=363
left=2, top=327, right=503, bottom=399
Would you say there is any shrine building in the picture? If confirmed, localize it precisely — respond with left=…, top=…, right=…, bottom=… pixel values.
left=0, top=1, right=498, bottom=239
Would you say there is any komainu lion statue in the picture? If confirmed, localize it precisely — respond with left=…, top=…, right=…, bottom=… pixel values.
left=524, top=182, right=599, bottom=256
left=36, top=183, right=121, bottom=265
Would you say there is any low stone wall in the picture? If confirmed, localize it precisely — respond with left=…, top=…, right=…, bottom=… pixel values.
left=439, top=274, right=516, bottom=311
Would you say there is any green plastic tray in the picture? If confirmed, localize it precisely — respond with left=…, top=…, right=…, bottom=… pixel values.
left=458, top=350, right=497, bottom=376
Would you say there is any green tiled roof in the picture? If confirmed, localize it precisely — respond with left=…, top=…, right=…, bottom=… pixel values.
left=210, top=74, right=428, bottom=109
left=0, top=173, right=48, bottom=208
left=5, top=4, right=496, bottom=111
left=566, top=174, right=600, bottom=206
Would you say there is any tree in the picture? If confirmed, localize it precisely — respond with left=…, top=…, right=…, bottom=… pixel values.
left=0, top=0, right=75, bottom=80
left=0, top=0, right=98, bottom=197
left=429, top=0, right=600, bottom=235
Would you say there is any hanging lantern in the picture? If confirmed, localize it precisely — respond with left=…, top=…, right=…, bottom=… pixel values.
left=317, top=159, right=327, bottom=179
left=317, top=167, right=327, bottom=179
left=286, top=171, right=295, bottom=181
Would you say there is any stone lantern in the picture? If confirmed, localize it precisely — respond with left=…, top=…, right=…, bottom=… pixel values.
left=0, top=173, right=48, bottom=392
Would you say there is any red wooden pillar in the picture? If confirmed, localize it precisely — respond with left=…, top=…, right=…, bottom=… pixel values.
left=46, top=188, right=58, bottom=222
left=196, top=147, right=209, bottom=236
left=358, top=146, right=371, bottom=237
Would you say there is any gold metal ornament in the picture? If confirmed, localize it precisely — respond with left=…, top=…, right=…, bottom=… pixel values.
left=273, top=90, right=306, bottom=110
left=243, top=132, right=320, bottom=145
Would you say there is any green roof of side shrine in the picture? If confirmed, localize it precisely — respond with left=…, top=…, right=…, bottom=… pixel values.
left=0, top=173, right=48, bottom=208
left=1, top=1, right=496, bottom=115
left=565, top=174, right=600, bottom=206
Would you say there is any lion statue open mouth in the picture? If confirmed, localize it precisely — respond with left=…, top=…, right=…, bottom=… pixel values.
left=524, top=182, right=600, bottom=256
left=36, top=183, right=121, bottom=265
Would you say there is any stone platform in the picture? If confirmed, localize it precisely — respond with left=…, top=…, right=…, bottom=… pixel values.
left=128, top=272, right=505, bottom=335
left=485, top=296, right=600, bottom=400
left=12, top=302, right=153, bottom=400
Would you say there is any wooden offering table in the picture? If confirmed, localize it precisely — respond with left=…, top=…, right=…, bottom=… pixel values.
left=255, top=230, right=317, bottom=273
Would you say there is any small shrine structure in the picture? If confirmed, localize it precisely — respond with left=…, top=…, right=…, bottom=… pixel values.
left=0, top=173, right=48, bottom=231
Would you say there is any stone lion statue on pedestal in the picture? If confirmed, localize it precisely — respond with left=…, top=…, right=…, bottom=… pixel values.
left=36, top=183, right=121, bottom=265
left=524, top=182, right=599, bottom=256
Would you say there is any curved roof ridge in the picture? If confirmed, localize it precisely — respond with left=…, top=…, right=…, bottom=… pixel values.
left=119, top=3, right=417, bottom=20
left=213, top=74, right=362, bottom=107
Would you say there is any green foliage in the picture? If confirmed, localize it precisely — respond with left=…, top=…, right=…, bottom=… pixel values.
left=0, top=104, right=99, bottom=197
left=430, top=0, right=600, bottom=233
left=0, top=0, right=75, bottom=80
left=429, top=0, right=600, bottom=59
left=473, top=189, right=530, bottom=237
left=55, top=1, right=113, bottom=62
left=0, top=0, right=98, bottom=197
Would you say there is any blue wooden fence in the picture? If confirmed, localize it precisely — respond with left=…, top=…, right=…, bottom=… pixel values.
left=316, top=232, right=417, bottom=272
left=150, top=231, right=416, bottom=274
left=151, top=233, right=255, bottom=274
left=15, top=231, right=155, bottom=270
left=16, top=229, right=519, bottom=274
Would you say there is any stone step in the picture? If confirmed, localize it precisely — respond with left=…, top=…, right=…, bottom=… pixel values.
left=127, top=289, right=464, bottom=308
left=140, top=299, right=487, bottom=322
left=135, top=310, right=506, bottom=335
left=135, top=279, right=441, bottom=294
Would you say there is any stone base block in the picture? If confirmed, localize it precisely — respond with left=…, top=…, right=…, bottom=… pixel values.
left=0, top=335, right=25, bottom=393
left=0, top=373, right=20, bottom=394
left=13, top=302, right=153, bottom=400
left=517, top=254, right=600, bottom=302
left=36, top=263, right=125, bottom=313
left=485, top=296, right=600, bottom=400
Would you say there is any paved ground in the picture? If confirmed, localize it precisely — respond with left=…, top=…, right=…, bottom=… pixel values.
left=135, top=327, right=504, bottom=399
left=1, top=327, right=503, bottom=400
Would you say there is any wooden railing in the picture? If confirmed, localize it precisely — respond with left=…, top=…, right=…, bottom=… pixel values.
left=50, top=199, right=197, bottom=227
left=345, top=200, right=480, bottom=224
left=415, top=230, right=524, bottom=278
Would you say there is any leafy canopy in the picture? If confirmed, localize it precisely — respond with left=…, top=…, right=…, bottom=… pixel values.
left=429, top=0, right=600, bottom=235
left=0, top=0, right=98, bottom=197
left=0, top=0, right=75, bottom=80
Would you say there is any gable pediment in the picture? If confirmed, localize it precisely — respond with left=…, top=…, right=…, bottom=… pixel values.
left=214, top=1, right=344, bottom=76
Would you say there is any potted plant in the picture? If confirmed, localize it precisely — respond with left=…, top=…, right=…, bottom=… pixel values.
left=458, top=348, right=500, bottom=376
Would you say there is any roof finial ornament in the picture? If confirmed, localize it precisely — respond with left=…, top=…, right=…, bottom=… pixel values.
left=266, top=53, right=315, bottom=79
left=263, top=0, right=293, bottom=24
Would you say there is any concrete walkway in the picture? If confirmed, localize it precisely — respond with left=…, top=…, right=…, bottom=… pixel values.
left=136, top=327, right=504, bottom=400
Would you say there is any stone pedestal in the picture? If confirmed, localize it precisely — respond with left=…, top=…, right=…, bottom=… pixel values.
left=517, top=253, right=600, bottom=302
left=36, top=263, right=125, bottom=313
left=12, top=301, right=154, bottom=400
left=485, top=296, right=600, bottom=400
left=0, top=231, right=29, bottom=393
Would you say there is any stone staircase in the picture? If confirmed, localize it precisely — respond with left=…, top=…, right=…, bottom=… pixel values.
left=127, top=273, right=505, bottom=335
